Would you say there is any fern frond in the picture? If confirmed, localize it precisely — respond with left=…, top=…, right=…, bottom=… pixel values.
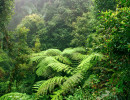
left=30, top=55, right=46, bottom=63
left=33, top=80, right=45, bottom=91
left=70, top=53, right=87, bottom=61
left=62, top=47, right=86, bottom=58
left=48, top=62, right=73, bottom=74
left=76, top=53, right=104, bottom=73
left=44, top=49, right=62, bottom=56
left=61, top=73, right=83, bottom=93
left=55, top=55, right=72, bottom=65
left=36, top=57, right=58, bottom=76
left=36, top=77, right=67, bottom=96
left=30, top=51, right=45, bottom=63
left=0, top=92, right=34, bottom=100
left=62, top=48, right=74, bottom=57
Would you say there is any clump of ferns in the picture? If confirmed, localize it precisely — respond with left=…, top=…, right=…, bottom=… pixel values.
left=30, top=47, right=105, bottom=100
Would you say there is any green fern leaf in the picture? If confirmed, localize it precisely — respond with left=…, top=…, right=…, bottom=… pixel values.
left=61, top=73, right=83, bottom=93
left=76, top=53, right=104, bottom=73
left=37, top=77, right=67, bottom=96
left=36, top=57, right=58, bottom=76
left=48, top=62, right=73, bottom=74
left=55, top=55, right=72, bottom=65
left=30, top=51, right=45, bottom=63
left=70, top=53, right=87, bottom=61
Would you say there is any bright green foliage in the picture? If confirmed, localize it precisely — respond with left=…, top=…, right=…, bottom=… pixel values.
left=31, top=48, right=104, bottom=99
left=76, top=53, right=104, bottom=73
left=36, top=77, right=66, bottom=96
left=0, top=92, right=34, bottom=100
left=0, top=0, right=129, bottom=99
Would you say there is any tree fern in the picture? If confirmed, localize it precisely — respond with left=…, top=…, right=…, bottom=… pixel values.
left=30, top=48, right=105, bottom=100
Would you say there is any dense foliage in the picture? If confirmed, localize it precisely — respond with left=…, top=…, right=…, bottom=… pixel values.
left=0, top=0, right=129, bottom=100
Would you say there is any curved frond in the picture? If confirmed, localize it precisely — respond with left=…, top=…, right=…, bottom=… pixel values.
left=30, top=51, right=45, bottom=63
left=33, top=80, right=45, bottom=91
left=61, top=73, right=83, bottom=93
left=30, top=55, right=46, bottom=64
left=70, top=53, right=87, bottom=61
left=62, top=48, right=74, bottom=57
left=48, top=62, right=73, bottom=74
left=55, top=55, right=72, bottom=65
left=36, top=76, right=67, bottom=96
left=36, top=57, right=58, bottom=76
left=75, top=53, right=104, bottom=73
left=62, top=47, right=86, bottom=57
left=44, top=49, right=62, bottom=56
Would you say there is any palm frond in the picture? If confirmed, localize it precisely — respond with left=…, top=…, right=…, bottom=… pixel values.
left=36, top=76, right=67, bottom=96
